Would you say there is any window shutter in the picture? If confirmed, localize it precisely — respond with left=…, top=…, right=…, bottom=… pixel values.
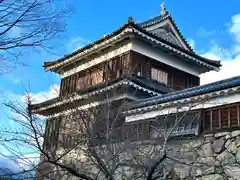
left=151, top=67, right=168, bottom=85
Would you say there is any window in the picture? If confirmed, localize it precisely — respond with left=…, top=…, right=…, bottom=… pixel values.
left=151, top=67, right=168, bottom=85
left=203, top=104, right=240, bottom=131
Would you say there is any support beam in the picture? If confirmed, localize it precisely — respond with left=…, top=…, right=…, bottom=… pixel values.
left=237, top=105, right=240, bottom=126
left=219, top=109, right=221, bottom=128
left=228, top=108, right=231, bottom=127
left=210, top=110, right=213, bottom=130
left=203, top=112, right=205, bottom=131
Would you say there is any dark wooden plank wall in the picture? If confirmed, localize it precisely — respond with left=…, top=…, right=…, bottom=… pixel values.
left=44, top=103, right=240, bottom=149
left=43, top=117, right=61, bottom=150
left=130, top=51, right=200, bottom=90
left=203, top=102, right=240, bottom=131
left=60, top=52, right=131, bottom=96
left=53, top=100, right=127, bottom=148
left=60, top=50, right=200, bottom=97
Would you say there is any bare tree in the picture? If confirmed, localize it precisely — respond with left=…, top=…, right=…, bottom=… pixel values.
left=0, top=0, right=72, bottom=73
left=0, top=88, right=218, bottom=180
left=1, top=66, right=239, bottom=179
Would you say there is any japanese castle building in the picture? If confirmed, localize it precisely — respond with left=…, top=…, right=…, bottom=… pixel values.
left=32, top=4, right=240, bottom=179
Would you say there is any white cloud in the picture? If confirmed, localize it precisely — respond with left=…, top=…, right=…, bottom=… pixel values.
left=200, top=56, right=240, bottom=84
left=66, top=37, right=90, bottom=52
left=229, top=14, right=240, bottom=43
left=0, top=84, right=58, bottom=171
left=197, top=27, right=216, bottom=37
left=1, top=84, right=59, bottom=106
left=200, top=13, right=240, bottom=85
left=187, top=38, right=195, bottom=50
left=28, top=84, right=60, bottom=104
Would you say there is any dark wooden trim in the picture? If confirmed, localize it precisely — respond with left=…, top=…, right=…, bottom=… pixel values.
left=203, top=102, right=240, bottom=131
left=59, top=51, right=133, bottom=95
left=210, top=110, right=213, bottom=130
left=218, top=109, right=221, bottom=128
left=238, top=105, right=240, bottom=126
left=228, top=108, right=231, bottom=127
left=202, top=110, right=205, bottom=131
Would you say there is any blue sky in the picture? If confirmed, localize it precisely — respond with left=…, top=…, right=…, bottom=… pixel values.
left=1, top=0, right=240, bottom=170
left=1, top=0, right=240, bottom=98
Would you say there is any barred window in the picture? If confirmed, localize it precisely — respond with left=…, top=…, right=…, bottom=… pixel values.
left=151, top=67, right=168, bottom=85
left=203, top=104, right=240, bottom=131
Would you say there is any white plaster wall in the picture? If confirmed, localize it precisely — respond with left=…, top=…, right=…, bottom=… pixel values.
left=62, top=39, right=203, bottom=78
left=126, top=90, right=240, bottom=122
left=131, top=40, right=201, bottom=76
left=62, top=42, right=133, bottom=78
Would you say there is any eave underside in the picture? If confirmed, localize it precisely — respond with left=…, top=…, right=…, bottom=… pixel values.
left=31, top=76, right=170, bottom=116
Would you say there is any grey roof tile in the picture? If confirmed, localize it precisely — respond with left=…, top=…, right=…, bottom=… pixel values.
left=128, top=75, right=240, bottom=110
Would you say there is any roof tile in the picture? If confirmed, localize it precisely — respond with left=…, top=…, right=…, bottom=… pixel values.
left=128, top=75, right=240, bottom=110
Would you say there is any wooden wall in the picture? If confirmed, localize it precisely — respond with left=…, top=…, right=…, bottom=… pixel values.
left=130, top=51, right=200, bottom=90
left=203, top=102, right=240, bottom=132
left=60, top=50, right=200, bottom=97
left=43, top=102, right=240, bottom=149
left=60, top=52, right=131, bottom=96
left=43, top=117, right=61, bottom=150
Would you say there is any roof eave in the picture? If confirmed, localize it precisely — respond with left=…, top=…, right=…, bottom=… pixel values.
left=124, top=75, right=240, bottom=115
left=124, top=85, right=240, bottom=117
left=132, top=31, right=221, bottom=72
left=43, top=22, right=135, bottom=73
left=43, top=22, right=222, bottom=75
left=30, top=76, right=166, bottom=115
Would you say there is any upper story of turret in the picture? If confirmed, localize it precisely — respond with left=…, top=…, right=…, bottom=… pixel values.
left=43, top=4, right=221, bottom=98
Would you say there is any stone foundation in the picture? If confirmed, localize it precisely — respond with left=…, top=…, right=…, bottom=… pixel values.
left=40, top=130, right=240, bottom=180
left=191, top=130, right=240, bottom=180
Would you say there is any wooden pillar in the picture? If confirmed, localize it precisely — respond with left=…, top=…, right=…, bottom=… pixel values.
left=237, top=105, right=240, bottom=126
left=210, top=110, right=213, bottom=130
left=228, top=108, right=231, bottom=127
left=60, top=79, right=64, bottom=96
left=203, top=111, right=205, bottom=131
left=219, top=109, right=221, bottom=128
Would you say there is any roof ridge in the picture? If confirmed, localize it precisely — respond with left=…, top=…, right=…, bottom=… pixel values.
left=137, top=13, right=170, bottom=28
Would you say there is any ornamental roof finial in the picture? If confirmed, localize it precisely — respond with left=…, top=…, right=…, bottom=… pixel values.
left=160, top=2, right=166, bottom=15
left=128, top=16, right=134, bottom=23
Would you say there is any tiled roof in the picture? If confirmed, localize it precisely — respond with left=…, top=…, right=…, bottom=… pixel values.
left=132, top=24, right=221, bottom=68
left=44, top=21, right=221, bottom=72
left=43, top=22, right=132, bottom=70
left=137, top=13, right=170, bottom=28
left=150, top=29, right=182, bottom=49
left=137, top=11, right=194, bottom=52
left=30, top=75, right=171, bottom=112
left=127, top=75, right=240, bottom=110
